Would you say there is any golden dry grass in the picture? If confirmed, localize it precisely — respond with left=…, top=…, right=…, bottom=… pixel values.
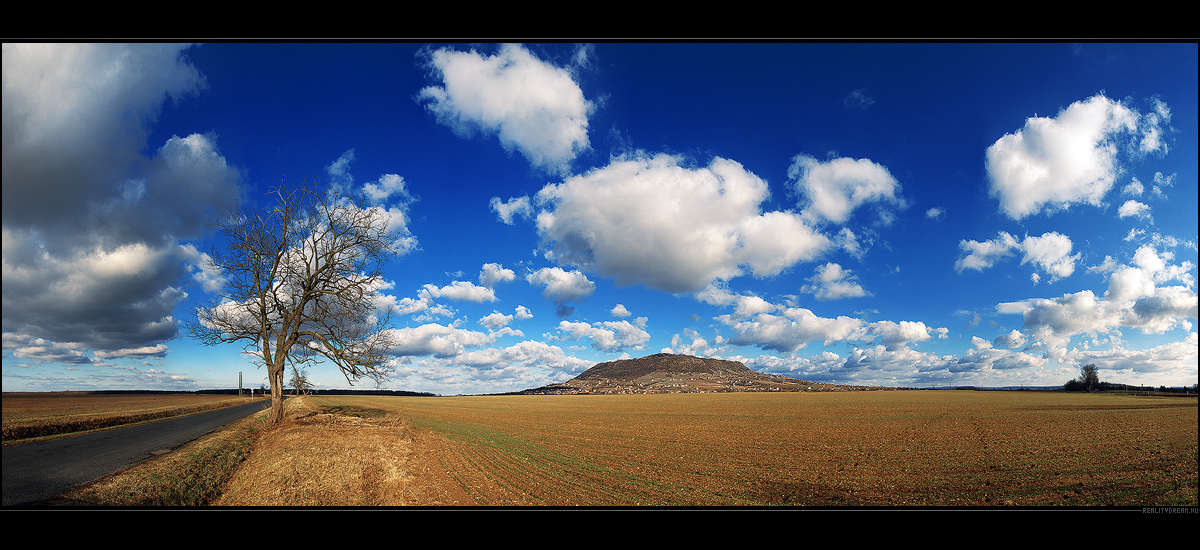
left=50, top=406, right=268, bottom=506
left=212, top=396, right=467, bottom=506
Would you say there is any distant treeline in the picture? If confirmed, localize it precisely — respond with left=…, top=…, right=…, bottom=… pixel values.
left=923, top=386, right=1062, bottom=391
left=1061, top=380, right=1197, bottom=394
left=77, top=389, right=203, bottom=395
left=912, top=385, right=1196, bottom=393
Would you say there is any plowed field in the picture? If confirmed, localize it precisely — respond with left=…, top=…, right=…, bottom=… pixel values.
left=307, top=390, right=1197, bottom=507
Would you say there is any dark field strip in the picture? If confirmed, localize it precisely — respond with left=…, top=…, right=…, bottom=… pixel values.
left=3, top=394, right=250, bottom=442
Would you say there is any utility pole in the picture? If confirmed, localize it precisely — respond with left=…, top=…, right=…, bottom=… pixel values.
left=239, top=371, right=243, bottom=397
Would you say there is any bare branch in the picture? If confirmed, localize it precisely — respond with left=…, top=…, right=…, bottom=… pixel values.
left=185, top=178, right=404, bottom=424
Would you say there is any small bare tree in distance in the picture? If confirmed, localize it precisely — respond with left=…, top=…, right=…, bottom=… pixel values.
left=1079, top=363, right=1100, bottom=392
left=187, top=179, right=402, bottom=425
left=290, top=365, right=312, bottom=396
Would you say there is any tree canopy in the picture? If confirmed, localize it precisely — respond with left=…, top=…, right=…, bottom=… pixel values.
left=187, top=179, right=404, bottom=424
left=1064, top=363, right=1101, bottom=392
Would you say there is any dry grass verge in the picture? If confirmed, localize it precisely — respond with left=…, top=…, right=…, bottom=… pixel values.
left=47, top=406, right=270, bottom=506
left=212, top=396, right=466, bottom=506
left=42, top=396, right=466, bottom=507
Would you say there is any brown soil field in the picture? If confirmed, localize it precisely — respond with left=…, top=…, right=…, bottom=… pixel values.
left=222, top=390, right=1196, bottom=507
left=2, top=392, right=253, bottom=442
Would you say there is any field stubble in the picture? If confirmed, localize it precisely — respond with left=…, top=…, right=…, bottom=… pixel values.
left=232, top=390, right=1197, bottom=507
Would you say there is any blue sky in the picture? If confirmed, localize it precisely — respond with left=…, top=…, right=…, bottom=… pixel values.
left=3, top=42, right=1196, bottom=395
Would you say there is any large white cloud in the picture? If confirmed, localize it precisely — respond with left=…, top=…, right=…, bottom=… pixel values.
left=1126, top=286, right=1198, bottom=334
left=456, top=340, right=593, bottom=374
left=526, top=267, right=595, bottom=302
left=525, top=267, right=596, bottom=317
left=1118, top=199, right=1151, bottom=219
left=993, top=329, right=1028, bottom=349
left=387, top=323, right=495, bottom=358
left=387, top=339, right=595, bottom=394
left=479, top=262, right=516, bottom=288
left=479, top=311, right=514, bottom=331
left=422, top=281, right=497, bottom=303
left=1002, top=290, right=1119, bottom=361
left=2, top=44, right=245, bottom=360
left=955, top=232, right=1019, bottom=272
left=1065, top=333, right=1197, bottom=384
left=553, top=318, right=650, bottom=353
left=956, top=231, right=1080, bottom=283
left=788, top=154, right=906, bottom=225
left=418, top=43, right=593, bottom=175
left=720, top=307, right=867, bottom=353
left=985, top=94, right=1169, bottom=219
left=1019, top=232, right=1081, bottom=282
left=997, top=244, right=1196, bottom=362
left=801, top=262, right=871, bottom=301
left=524, top=152, right=830, bottom=294
left=738, top=344, right=1056, bottom=388
left=695, top=284, right=776, bottom=318
left=868, top=320, right=945, bottom=351
left=952, top=346, right=1049, bottom=372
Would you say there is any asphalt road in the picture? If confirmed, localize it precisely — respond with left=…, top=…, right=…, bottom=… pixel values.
left=2, top=398, right=272, bottom=506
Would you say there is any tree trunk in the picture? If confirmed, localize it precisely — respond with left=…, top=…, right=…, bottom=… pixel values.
left=268, top=364, right=285, bottom=426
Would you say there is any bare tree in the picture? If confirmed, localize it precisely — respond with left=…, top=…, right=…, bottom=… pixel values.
left=290, top=365, right=312, bottom=396
left=1079, top=363, right=1100, bottom=392
left=187, top=179, right=402, bottom=425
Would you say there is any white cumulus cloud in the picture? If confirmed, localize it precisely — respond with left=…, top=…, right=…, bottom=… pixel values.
left=479, top=311, right=514, bottom=330
left=801, top=262, right=871, bottom=301
left=956, top=231, right=1080, bottom=283
left=695, top=284, right=776, bottom=319
left=526, top=267, right=596, bottom=317
left=720, top=307, right=867, bottom=353
left=1000, top=244, right=1197, bottom=362
left=479, top=263, right=516, bottom=288
left=868, top=320, right=941, bottom=351
left=418, top=43, right=593, bottom=175
left=788, top=154, right=906, bottom=225
left=1118, top=199, right=1151, bottom=219
left=985, top=93, right=1169, bottom=219
left=553, top=319, right=650, bottom=353
left=490, top=196, right=534, bottom=225
left=387, top=323, right=495, bottom=358
left=423, top=281, right=497, bottom=303
left=529, top=152, right=830, bottom=294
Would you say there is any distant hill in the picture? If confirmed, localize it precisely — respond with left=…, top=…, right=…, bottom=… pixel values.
left=575, top=353, right=752, bottom=381
left=519, top=353, right=890, bottom=395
